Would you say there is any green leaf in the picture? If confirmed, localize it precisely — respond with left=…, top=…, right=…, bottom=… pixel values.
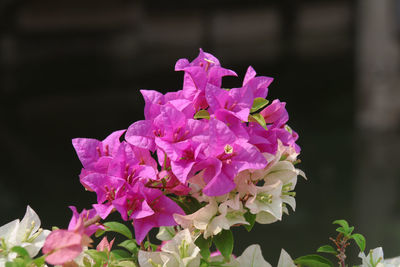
left=103, top=222, right=133, bottom=239
left=249, top=114, right=267, bottom=130
left=32, top=255, right=46, bottom=266
left=317, top=245, right=338, bottom=255
left=243, top=212, right=257, bottom=232
left=144, top=241, right=158, bottom=252
left=10, top=246, right=30, bottom=259
left=213, top=230, right=234, bottom=262
left=199, top=259, right=210, bottom=267
left=118, top=240, right=138, bottom=254
left=85, top=249, right=108, bottom=264
left=117, top=261, right=137, bottom=267
left=347, top=226, right=355, bottom=235
left=5, top=262, right=18, bottom=267
left=83, top=256, right=93, bottom=267
left=195, top=235, right=212, bottom=260
left=351, top=233, right=366, bottom=252
left=95, top=228, right=106, bottom=238
left=335, top=227, right=348, bottom=235
left=251, top=98, right=269, bottom=113
left=171, top=196, right=203, bottom=215
left=111, top=249, right=132, bottom=260
left=194, top=110, right=210, bottom=120
left=294, top=254, right=334, bottom=267
left=13, top=258, right=28, bottom=267
left=333, top=220, right=349, bottom=231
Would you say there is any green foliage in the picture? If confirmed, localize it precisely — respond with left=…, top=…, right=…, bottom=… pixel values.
left=194, top=110, right=210, bottom=119
left=248, top=114, right=267, bottom=130
left=110, top=249, right=132, bottom=260
left=96, top=222, right=133, bottom=239
left=332, top=219, right=366, bottom=252
left=243, top=211, right=257, bottom=232
left=118, top=240, right=139, bottom=254
left=250, top=98, right=269, bottom=113
left=350, top=233, right=366, bottom=252
left=195, top=235, right=212, bottom=260
left=333, top=219, right=354, bottom=237
left=213, top=230, right=234, bottom=262
left=115, top=261, right=137, bottom=267
left=144, top=241, right=158, bottom=252
left=317, top=245, right=338, bottom=255
left=171, top=196, right=203, bottom=215
left=10, top=246, right=30, bottom=259
left=200, top=259, right=210, bottom=267
left=294, top=254, right=334, bottom=267
left=85, top=249, right=109, bottom=265
left=5, top=246, right=44, bottom=267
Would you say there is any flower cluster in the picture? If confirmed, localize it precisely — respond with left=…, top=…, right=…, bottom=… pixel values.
left=71, top=49, right=302, bottom=245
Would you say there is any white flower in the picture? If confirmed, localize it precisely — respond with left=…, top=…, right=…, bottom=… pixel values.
left=245, top=180, right=283, bottom=224
left=236, top=244, right=271, bottom=267
left=0, top=206, right=50, bottom=265
left=359, top=247, right=397, bottom=267
left=207, top=194, right=248, bottom=238
left=138, top=229, right=200, bottom=267
left=174, top=200, right=218, bottom=238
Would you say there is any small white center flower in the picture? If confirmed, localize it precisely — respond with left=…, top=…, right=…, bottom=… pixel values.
left=224, top=144, right=233, bottom=154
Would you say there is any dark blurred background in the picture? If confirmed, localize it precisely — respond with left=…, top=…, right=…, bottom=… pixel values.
left=1, top=0, right=400, bottom=264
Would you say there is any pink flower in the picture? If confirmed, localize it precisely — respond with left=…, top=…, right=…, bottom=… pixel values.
left=68, top=206, right=103, bottom=237
left=113, top=182, right=184, bottom=244
left=192, top=119, right=267, bottom=196
left=96, top=236, right=114, bottom=252
left=242, top=66, right=274, bottom=99
left=43, top=218, right=92, bottom=266
left=175, top=49, right=237, bottom=110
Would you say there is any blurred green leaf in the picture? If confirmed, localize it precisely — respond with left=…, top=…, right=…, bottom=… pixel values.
left=243, top=212, right=256, bottom=232
left=213, top=230, right=234, bottom=262
left=194, top=110, right=210, bottom=120
left=251, top=98, right=269, bottom=113
left=333, top=220, right=349, bottom=231
left=351, top=233, right=366, bottom=252
left=10, top=246, right=30, bottom=259
left=103, top=222, right=133, bottom=240
left=249, top=114, right=267, bottom=130
left=317, top=245, right=338, bottom=255
left=294, top=254, right=334, bottom=267
left=195, top=235, right=212, bottom=260
left=118, top=240, right=138, bottom=254
left=111, top=249, right=132, bottom=260
left=85, top=249, right=108, bottom=264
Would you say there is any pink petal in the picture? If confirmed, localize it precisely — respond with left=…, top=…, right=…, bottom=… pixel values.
left=43, top=230, right=83, bottom=265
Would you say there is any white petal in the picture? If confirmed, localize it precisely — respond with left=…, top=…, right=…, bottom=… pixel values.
left=236, top=244, right=272, bottom=267
left=282, top=196, right=296, bottom=211
left=256, top=211, right=279, bottom=224
left=138, top=250, right=175, bottom=267
left=277, top=249, right=296, bottom=267
left=0, top=219, right=19, bottom=242
left=17, top=206, right=41, bottom=243
left=156, top=226, right=176, bottom=241
left=22, top=229, right=51, bottom=257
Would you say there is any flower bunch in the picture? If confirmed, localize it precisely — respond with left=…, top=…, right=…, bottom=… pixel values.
left=71, top=49, right=303, bottom=244
left=57, top=49, right=304, bottom=266
left=2, top=50, right=307, bottom=267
